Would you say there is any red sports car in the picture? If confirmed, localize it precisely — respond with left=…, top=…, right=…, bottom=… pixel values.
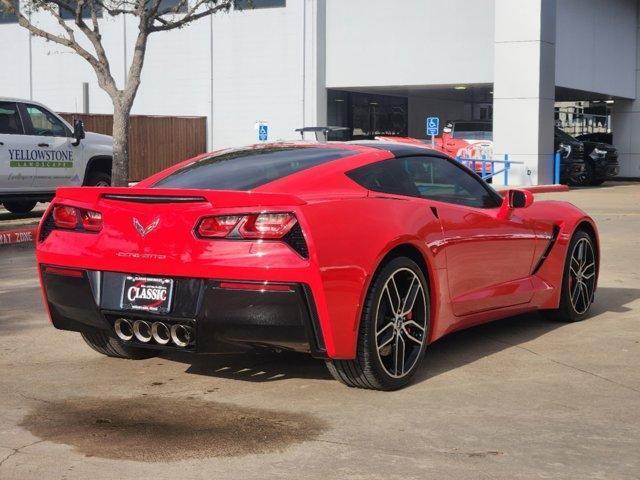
left=36, top=142, right=599, bottom=390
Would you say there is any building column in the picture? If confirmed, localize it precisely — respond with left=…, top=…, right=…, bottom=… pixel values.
left=612, top=5, right=640, bottom=179
left=492, top=0, right=556, bottom=185
left=302, top=0, right=327, bottom=129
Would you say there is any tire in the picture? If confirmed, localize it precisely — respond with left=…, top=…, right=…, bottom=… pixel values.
left=85, top=171, right=111, bottom=187
left=2, top=200, right=37, bottom=215
left=326, top=256, right=430, bottom=390
left=543, top=230, right=597, bottom=322
left=81, top=330, right=158, bottom=359
left=581, top=162, right=596, bottom=187
left=589, top=178, right=605, bottom=186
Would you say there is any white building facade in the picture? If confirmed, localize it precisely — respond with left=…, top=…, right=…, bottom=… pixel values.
left=1, top=0, right=639, bottom=183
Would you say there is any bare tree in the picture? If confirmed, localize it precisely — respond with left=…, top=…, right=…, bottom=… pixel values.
left=0, top=0, right=233, bottom=186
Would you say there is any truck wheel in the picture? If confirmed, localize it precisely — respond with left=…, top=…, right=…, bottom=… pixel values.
left=2, top=200, right=37, bottom=215
left=81, top=331, right=157, bottom=359
left=580, top=162, right=596, bottom=187
left=86, top=171, right=111, bottom=187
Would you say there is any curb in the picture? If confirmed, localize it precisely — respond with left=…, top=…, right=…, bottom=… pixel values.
left=0, top=227, right=37, bottom=246
left=521, top=184, right=570, bottom=194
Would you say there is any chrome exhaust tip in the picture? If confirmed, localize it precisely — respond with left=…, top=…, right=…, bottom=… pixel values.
left=170, top=324, right=193, bottom=347
left=114, top=318, right=134, bottom=341
left=133, top=320, right=152, bottom=343
left=151, top=322, right=171, bottom=345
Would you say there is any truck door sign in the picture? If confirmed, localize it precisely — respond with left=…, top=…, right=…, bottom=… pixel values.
left=7, top=148, right=74, bottom=168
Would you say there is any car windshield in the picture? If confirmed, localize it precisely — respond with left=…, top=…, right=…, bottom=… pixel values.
left=152, top=145, right=356, bottom=190
left=451, top=122, right=493, bottom=141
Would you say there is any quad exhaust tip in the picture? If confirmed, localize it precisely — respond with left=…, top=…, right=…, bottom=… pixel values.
left=171, top=324, right=194, bottom=348
left=114, top=319, right=193, bottom=348
left=114, top=318, right=134, bottom=341
left=151, top=322, right=171, bottom=345
left=133, top=320, right=152, bottom=343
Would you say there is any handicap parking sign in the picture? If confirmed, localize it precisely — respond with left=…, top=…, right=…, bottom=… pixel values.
left=426, top=117, right=439, bottom=136
left=258, top=123, right=268, bottom=142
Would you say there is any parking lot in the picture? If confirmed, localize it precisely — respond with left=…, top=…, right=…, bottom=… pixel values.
left=0, top=183, right=639, bottom=480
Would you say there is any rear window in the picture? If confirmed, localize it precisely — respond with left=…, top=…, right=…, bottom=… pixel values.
left=153, top=145, right=355, bottom=190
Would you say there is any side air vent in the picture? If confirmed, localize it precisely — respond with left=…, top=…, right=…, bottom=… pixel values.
left=283, top=222, right=309, bottom=258
left=102, top=194, right=207, bottom=203
left=532, top=225, right=561, bottom=275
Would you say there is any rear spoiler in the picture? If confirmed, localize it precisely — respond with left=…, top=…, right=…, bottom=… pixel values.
left=54, top=187, right=306, bottom=207
left=496, top=185, right=569, bottom=196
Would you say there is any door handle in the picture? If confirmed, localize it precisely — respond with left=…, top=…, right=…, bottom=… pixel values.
left=38, top=143, right=50, bottom=147
left=0, top=141, right=4, bottom=146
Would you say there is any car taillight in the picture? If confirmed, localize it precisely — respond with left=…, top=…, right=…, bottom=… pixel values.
left=196, top=212, right=297, bottom=239
left=239, top=213, right=297, bottom=239
left=52, top=205, right=78, bottom=229
left=50, top=205, right=102, bottom=232
left=197, top=215, right=243, bottom=238
left=80, top=209, right=103, bottom=232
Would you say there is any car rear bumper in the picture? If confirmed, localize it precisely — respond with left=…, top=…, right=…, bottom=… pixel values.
left=40, top=265, right=327, bottom=358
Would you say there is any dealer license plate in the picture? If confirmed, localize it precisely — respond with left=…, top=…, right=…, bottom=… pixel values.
left=121, top=276, right=174, bottom=314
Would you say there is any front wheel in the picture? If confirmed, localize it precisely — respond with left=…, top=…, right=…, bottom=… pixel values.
left=543, top=230, right=597, bottom=322
left=85, top=171, right=111, bottom=187
left=3, top=200, right=37, bottom=215
left=326, top=256, right=430, bottom=390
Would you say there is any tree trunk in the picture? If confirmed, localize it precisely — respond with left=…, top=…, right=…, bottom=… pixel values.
left=111, top=103, right=132, bottom=187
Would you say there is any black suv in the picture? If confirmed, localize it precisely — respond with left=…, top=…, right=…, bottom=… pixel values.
left=555, top=128, right=619, bottom=186
left=554, top=128, right=586, bottom=185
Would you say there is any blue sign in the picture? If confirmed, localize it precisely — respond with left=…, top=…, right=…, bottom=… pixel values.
left=426, top=117, right=439, bottom=136
left=258, top=124, right=268, bottom=142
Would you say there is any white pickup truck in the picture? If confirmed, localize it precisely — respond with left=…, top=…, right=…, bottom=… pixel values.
left=0, top=98, right=113, bottom=214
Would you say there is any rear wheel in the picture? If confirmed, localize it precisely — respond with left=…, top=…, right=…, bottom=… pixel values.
left=3, top=200, right=37, bottom=215
left=326, top=257, right=430, bottom=390
left=81, top=330, right=157, bottom=359
left=543, top=230, right=597, bottom=322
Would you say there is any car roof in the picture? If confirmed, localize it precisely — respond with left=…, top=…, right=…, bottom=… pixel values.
left=222, top=141, right=452, bottom=161
left=349, top=140, right=452, bottom=159
left=0, top=97, right=50, bottom=108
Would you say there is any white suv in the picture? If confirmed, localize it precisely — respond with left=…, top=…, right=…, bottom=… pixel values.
left=0, top=98, right=113, bottom=214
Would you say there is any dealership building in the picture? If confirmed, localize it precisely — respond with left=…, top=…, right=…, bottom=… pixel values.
left=1, top=0, right=640, bottom=184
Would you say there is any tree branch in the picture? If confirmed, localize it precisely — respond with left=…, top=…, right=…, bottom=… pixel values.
left=149, top=0, right=232, bottom=32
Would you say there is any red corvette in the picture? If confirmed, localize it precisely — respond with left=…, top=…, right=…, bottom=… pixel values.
left=36, top=142, right=599, bottom=390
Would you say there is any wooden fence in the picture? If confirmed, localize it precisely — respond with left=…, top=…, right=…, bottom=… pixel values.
left=59, top=113, right=208, bottom=181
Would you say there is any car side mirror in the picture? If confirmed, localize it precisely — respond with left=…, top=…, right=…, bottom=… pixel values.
left=498, top=189, right=533, bottom=219
left=72, top=119, right=85, bottom=146
left=509, top=189, right=533, bottom=209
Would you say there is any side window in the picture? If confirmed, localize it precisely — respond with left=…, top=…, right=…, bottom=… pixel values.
left=346, top=158, right=421, bottom=198
left=24, top=105, right=69, bottom=137
left=0, top=102, right=24, bottom=135
left=404, top=156, right=500, bottom=208
left=347, top=156, right=500, bottom=208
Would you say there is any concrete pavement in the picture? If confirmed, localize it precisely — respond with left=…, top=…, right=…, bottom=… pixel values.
left=0, top=183, right=639, bottom=479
